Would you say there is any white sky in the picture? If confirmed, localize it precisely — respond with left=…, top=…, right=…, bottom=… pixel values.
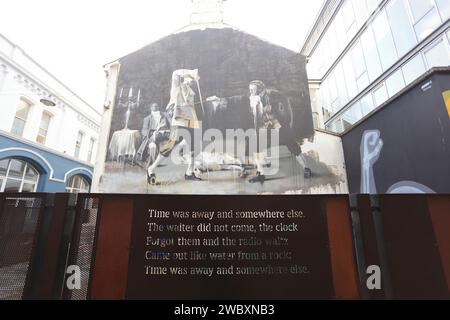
left=0, top=0, right=324, bottom=111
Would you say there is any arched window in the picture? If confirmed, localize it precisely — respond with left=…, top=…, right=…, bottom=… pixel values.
left=66, top=175, right=90, bottom=193
left=0, top=159, right=40, bottom=192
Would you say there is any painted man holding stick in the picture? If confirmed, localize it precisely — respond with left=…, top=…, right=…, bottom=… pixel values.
left=147, top=69, right=203, bottom=184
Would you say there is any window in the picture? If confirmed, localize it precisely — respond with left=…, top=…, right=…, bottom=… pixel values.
left=326, top=117, right=345, bottom=134
left=372, top=10, right=398, bottom=71
left=352, top=41, right=369, bottom=92
left=315, top=45, right=326, bottom=77
left=373, top=83, right=389, bottom=107
left=66, top=175, right=90, bottom=193
left=352, top=40, right=370, bottom=93
left=342, top=101, right=364, bottom=125
left=352, top=0, right=369, bottom=29
left=386, top=69, right=406, bottom=97
left=309, top=43, right=326, bottom=79
left=322, top=107, right=333, bottom=124
left=386, top=0, right=417, bottom=58
left=322, top=33, right=333, bottom=68
left=436, top=0, right=450, bottom=21
left=407, top=0, right=441, bottom=41
left=357, top=73, right=370, bottom=93
left=11, top=99, right=31, bottom=136
left=360, top=93, right=375, bottom=117
left=366, top=0, right=382, bottom=15
left=328, top=72, right=339, bottom=112
left=413, top=7, right=442, bottom=41
left=36, top=112, right=51, bottom=145
left=74, top=131, right=84, bottom=159
left=0, top=159, right=39, bottom=193
left=402, top=54, right=426, bottom=85
left=335, top=63, right=349, bottom=107
left=328, top=22, right=340, bottom=63
left=320, top=81, right=331, bottom=117
left=326, top=92, right=375, bottom=133
left=342, top=0, right=357, bottom=40
left=0, top=160, right=7, bottom=191
left=424, top=39, right=450, bottom=69
left=361, top=26, right=383, bottom=82
left=343, top=54, right=358, bottom=99
left=87, top=138, right=96, bottom=163
left=334, top=11, right=348, bottom=52
left=408, top=0, right=435, bottom=22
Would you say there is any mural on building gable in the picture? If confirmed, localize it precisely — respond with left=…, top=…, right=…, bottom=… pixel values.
left=100, top=28, right=348, bottom=194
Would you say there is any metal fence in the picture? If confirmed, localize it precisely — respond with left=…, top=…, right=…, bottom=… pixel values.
left=0, top=195, right=44, bottom=300
left=0, top=193, right=448, bottom=300
left=67, top=197, right=100, bottom=300
left=0, top=193, right=101, bottom=300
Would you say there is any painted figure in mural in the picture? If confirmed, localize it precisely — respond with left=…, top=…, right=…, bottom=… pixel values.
left=137, top=103, right=170, bottom=163
left=146, top=69, right=203, bottom=184
left=118, top=87, right=141, bottom=130
left=360, top=130, right=435, bottom=194
left=360, top=130, right=383, bottom=194
left=247, top=80, right=311, bottom=183
left=204, top=96, right=229, bottom=130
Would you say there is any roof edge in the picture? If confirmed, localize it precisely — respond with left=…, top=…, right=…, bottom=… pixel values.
left=300, top=0, right=340, bottom=57
left=103, top=23, right=303, bottom=68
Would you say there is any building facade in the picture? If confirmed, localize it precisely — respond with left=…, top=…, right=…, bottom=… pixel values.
left=302, top=0, right=450, bottom=133
left=0, top=33, right=101, bottom=193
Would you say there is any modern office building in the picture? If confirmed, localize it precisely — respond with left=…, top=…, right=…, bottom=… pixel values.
left=302, top=0, right=450, bottom=133
left=0, top=33, right=101, bottom=193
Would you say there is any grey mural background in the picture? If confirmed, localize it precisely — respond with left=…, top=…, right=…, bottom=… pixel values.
left=110, top=28, right=313, bottom=139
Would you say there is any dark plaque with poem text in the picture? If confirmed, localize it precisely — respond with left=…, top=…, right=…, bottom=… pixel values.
left=126, top=196, right=333, bottom=299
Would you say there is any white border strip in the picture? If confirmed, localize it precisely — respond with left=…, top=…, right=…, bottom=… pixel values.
left=63, top=167, right=94, bottom=182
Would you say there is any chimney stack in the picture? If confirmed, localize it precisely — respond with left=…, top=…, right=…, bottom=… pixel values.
left=190, top=0, right=227, bottom=25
